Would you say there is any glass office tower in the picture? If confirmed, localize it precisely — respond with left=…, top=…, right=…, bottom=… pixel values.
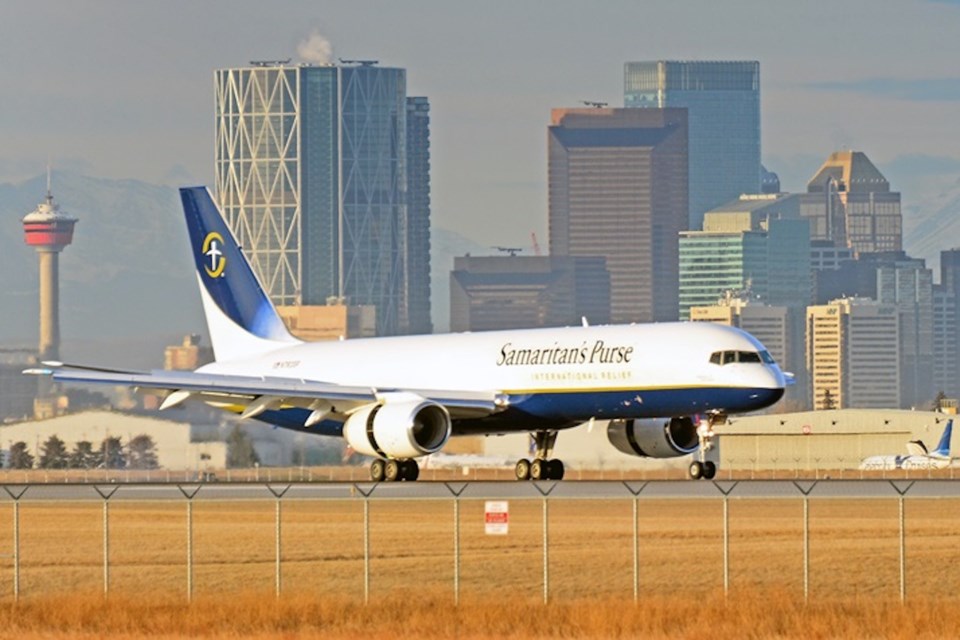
left=215, top=62, right=429, bottom=336
left=625, top=61, right=761, bottom=230
left=548, top=108, right=688, bottom=323
left=405, top=97, right=433, bottom=335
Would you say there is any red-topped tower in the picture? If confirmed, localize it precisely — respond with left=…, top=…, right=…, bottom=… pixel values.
left=22, top=176, right=77, bottom=362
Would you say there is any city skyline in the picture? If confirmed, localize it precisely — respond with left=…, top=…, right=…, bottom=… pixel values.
left=2, top=1, right=959, bottom=251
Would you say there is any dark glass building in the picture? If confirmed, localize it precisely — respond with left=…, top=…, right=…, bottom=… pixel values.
left=449, top=256, right=610, bottom=332
left=624, top=61, right=761, bottom=229
left=405, top=97, right=433, bottom=335
left=548, top=108, right=688, bottom=323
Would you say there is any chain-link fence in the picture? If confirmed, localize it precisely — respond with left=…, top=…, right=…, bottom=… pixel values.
left=1, top=480, right=957, bottom=603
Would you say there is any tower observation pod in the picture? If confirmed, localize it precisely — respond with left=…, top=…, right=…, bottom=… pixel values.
left=22, top=184, right=77, bottom=362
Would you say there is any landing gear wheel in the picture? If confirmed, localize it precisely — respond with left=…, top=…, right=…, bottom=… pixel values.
left=400, top=459, right=420, bottom=481
left=515, top=459, right=531, bottom=481
left=530, top=458, right=547, bottom=480
left=702, top=461, right=716, bottom=480
left=689, top=460, right=704, bottom=480
left=370, top=459, right=386, bottom=482
left=548, top=459, right=565, bottom=480
left=384, top=459, right=401, bottom=482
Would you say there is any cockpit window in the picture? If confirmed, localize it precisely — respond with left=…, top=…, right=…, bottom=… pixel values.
left=710, top=350, right=770, bottom=365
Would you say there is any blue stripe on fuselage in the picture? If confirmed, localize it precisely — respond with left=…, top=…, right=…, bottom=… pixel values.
left=506, top=386, right=784, bottom=419
left=250, top=386, right=782, bottom=436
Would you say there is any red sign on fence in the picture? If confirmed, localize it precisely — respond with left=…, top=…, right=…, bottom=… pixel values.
left=485, top=500, right=509, bottom=535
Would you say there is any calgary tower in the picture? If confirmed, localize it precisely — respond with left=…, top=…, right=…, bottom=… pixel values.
left=22, top=173, right=77, bottom=362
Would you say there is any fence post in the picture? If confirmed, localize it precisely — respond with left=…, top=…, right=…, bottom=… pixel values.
left=443, top=483, right=468, bottom=606
left=364, top=498, right=370, bottom=604
left=353, top=483, right=377, bottom=605
left=723, top=496, right=729, bottom=596
left=542, top=497, right=549, bottom=605
left=4, top=486, right=27, bottom=601
left=890, top=481, right=913, bottom=603
left=633, top=498, right=639, bottom=603
left=623, top=481, right=648, bottom=604
left=104, top=500, right=109, bottom=595
left=712, top=482, right=739, bottom=597
left=533, top=482, right=557, bottom=605
left=792, top=481, right=816, bottom=602
left=12, top=501, right=19, bottom=601
left=267, top=485, right=291, bottom=598
left=94, top=485, right=119, bottom=597
left=177, top=485, right=202, bottom=602
left=803, top=497, right=809, bottom=601
left=899, top=495, right=905, bottom=602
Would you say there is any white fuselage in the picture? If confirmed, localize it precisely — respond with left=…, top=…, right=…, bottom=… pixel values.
left=201, top=322, right=782, bottom=394
left=198, top=321, right=786, bottom=428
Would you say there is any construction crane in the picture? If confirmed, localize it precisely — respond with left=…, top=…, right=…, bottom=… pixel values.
left=581, top=100, right=608, bottom=108
left=493, top=246, right=523, bottom=257
left=530, top=232, right=542, bottom=257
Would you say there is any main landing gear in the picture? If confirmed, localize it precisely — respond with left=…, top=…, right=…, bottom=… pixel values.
left=370, top=458, right=419, bottom=482
left=515, top=430, right=565, bottom=481
left=688, top=411, right=725, bottom=480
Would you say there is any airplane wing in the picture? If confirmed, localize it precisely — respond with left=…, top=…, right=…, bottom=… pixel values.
left=24, top=363, right=502, bottom=420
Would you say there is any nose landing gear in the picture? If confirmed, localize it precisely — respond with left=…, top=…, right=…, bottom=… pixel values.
left=688, top=411, right=725, bottom=480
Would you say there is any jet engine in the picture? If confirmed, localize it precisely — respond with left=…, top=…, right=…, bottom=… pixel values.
left=607, top=417, right=699, bottom=458
left=343, top=392, right=451, bottom=459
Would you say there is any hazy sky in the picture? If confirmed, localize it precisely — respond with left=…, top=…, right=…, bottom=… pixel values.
left=3, top=0, right=959, bottom=246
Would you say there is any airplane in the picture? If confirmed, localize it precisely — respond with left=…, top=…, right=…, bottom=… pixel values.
left=25, top=187, right=789, bottom=482
left=859, top=419, right=953, bottom=471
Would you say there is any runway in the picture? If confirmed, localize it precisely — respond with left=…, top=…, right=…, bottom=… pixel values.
left=2, top=479, right=959, bottom=502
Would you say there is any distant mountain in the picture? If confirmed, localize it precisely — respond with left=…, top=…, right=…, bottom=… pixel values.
left=903, top=177, right=960, bottom=273
left=0, top=172, right=494, bottom=367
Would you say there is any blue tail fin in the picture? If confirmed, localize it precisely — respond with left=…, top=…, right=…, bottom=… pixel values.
left=933, top=419, right=953, bottom=457
left=180, top=187, right=299, bottom=361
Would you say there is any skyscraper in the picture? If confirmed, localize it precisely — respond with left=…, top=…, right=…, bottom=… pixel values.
left=800, top=151, right=901, bottom=255
left=214, top=61, right=430, bottom=336
left=807, top=298, right=900, bottom=410
left=548, top=107, right=688, bottom=323
left=876, top=257, right=933, bottom=409
left=678, top=194, right=811, bottom=318
left=405, top=97, right=433, bottom=335
left=624, top=60, right=761, bottom=229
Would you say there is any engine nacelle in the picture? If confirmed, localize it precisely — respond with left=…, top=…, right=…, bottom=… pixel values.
left=343, top=392, right=451, bottom=459
left=607, top=417, right=699, bottom=458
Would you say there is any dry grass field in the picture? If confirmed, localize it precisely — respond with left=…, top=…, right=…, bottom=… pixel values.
left=0, top=494, right=957, bottom=637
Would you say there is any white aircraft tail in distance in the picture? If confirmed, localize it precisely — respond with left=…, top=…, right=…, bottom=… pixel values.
left=26, top=187, right=789, bottom=482
left=859, top=419, right=954, bottom=471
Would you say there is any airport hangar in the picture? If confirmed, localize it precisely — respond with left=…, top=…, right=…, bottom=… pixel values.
left=482, top=409, right=954, bottom=472
left=0, top=411, right=227, bottom=470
